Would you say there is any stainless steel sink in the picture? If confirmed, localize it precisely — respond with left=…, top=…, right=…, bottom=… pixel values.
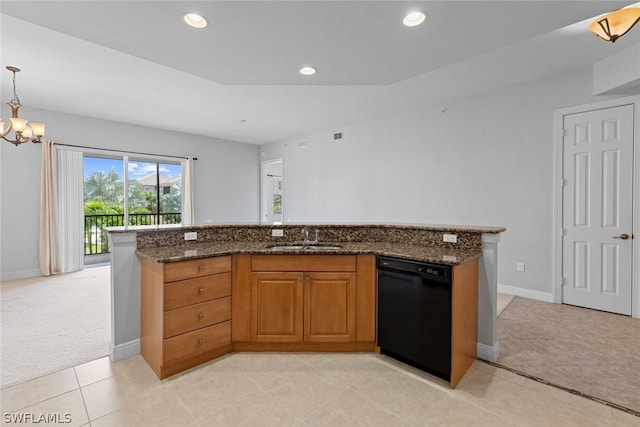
left=305, top=245, right=342, bottom=251
left=267, top=244, right=342, bottom=251
left=268, top=245, right=306, bottom=251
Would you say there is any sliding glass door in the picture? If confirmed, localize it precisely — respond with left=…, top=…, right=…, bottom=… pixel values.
left=127, top=159, right=182, bottom=225
left=83, top=156, right=183, bottom=260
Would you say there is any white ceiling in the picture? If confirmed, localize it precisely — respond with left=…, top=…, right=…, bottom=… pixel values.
left=1, top=1, right=639, bottom=145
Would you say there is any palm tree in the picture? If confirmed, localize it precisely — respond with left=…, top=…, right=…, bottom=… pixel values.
left=84, top=170, right=123, bottom=204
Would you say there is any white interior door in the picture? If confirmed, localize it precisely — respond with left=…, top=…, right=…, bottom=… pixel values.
left=562, top=104, right=634, bottom=315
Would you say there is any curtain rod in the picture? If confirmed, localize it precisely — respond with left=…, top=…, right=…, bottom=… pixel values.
left=53, top=143, right=197, bottom=161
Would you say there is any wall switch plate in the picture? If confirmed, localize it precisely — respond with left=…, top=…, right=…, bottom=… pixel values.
left=184, top=232, right=197, bottom=241
left=516, top=262, right=525, bottom=272
left=443, top=233, right=457, bottom=243
left=272, top=229, right=284, bottom=237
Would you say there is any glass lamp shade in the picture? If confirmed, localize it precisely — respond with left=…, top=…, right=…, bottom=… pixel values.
left=9, top=117, right=27, bottom=132
left=30, top=122, right=45, bottom=137
left=0, top=120, right=4, bottom=133
left=589, top=8, right=640, bottom=42
left=21, top=125, right=33, bottom=139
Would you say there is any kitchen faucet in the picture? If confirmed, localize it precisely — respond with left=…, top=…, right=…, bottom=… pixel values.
left=298, top=227, right=319, bottom=244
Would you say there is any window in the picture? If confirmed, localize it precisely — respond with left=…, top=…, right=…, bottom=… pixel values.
left=83, top=156, right=183, bottom=256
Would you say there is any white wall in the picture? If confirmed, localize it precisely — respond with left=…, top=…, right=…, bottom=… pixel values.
left=593, top=42, right=640, bottom=95
left=0, top=108, right=260, bottom=280
left=260, top=66, right=626, bottom=296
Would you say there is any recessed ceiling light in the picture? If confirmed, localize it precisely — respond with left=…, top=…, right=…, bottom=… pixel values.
left=183, top=13, right=207, bottom=29
left=299, top=66, right=317, bottom=76
left=403, top=11, right=426, bottom=27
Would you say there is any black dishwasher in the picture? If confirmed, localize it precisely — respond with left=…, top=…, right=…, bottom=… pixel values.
left=377, top=256, right=452, bottom=381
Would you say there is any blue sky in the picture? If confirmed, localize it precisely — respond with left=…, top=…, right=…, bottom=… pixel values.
left=83, top=156, right=181, bottom=179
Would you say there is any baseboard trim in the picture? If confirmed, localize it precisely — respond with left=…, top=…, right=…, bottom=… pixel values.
left=0, top=268, right=42, bottom=281
left=110, top=339, right=140, bottom=362
left=477, top=342, right=499, bottom=363
left=498, top=284, right=554, bottom=303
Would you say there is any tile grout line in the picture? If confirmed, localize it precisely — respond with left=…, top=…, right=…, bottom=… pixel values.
left=171, top=387, right=201, bottom=427
left=73, top=366, right=92, bottom=424
left=1, top=368, right=81, bottom=414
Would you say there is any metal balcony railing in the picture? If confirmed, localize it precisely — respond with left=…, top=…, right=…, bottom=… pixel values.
left=84, top=213, right=182, bottom=255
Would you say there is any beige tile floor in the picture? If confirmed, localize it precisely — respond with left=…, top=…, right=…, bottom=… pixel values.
left=1, top=352, right=638, bottom=427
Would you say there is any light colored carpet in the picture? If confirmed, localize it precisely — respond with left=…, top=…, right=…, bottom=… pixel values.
left=496, top=296, right=640, bottom=416
left=0, top=265, right=111, bottom=388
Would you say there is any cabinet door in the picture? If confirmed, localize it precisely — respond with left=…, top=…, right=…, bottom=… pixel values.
left=251, top=272, right=303, bottom=342
left=304, top=272, right=356, bottom=342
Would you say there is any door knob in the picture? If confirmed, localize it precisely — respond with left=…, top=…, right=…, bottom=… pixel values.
left=613, top=234, right=630, bottom=240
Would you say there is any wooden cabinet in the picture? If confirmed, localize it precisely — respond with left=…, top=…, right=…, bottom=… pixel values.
left=139, top=252, right=378, bottom=377
left=251, top=272, right=303, bottom=342
left=304, top=272, right=356, bottom=342
left=450, top=258, right=480, bottom=388
left=250, top=270, right=357, bottom=343
left=232, top=254, right=376, bottom=348
left=245, top=255, right=369, bottom=345
left=140, top=255, right=232, bottom=379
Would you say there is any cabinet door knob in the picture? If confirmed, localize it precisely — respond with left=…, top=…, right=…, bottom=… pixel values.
left=198, top=339, right=204, bottom=346
left=198, top=265, right=205, bottom=272
left=198, top=313, right=204, bottom=320
left=613, top=233, right=630, bottom=240
left=198, top=287, right=205, bottom=295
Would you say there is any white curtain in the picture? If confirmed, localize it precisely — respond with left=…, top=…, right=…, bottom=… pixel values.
left=56, top=149, right=85, bottom=273
left=39, top=140, right=61, bottom=276
left=182, top=156, right=195, bottom=225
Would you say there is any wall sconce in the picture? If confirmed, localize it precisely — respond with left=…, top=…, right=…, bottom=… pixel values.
left=589, top=8, right=640, bottom=42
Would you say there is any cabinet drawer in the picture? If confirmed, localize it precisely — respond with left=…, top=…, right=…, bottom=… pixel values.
left=163, top=321, right=231, bottom=363
left=164, top=256, right=231, bottom=283
left=164, top=297, right=231, bottom=338
left=252, top=255, right=357, bottom=272
left=164, top=272, right=231, bottom=310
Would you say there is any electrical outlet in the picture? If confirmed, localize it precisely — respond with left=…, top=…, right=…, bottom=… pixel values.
left=184, top=232, right=197, bottom=241
left=272, top=229, right=284, bottom=237
left=443, top=233, right=457, bottom=243
left=516, top=262, right=525, bottom=272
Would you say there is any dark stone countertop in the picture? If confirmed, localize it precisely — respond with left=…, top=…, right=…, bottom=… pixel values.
left=136, top=241, right=481, bottom=266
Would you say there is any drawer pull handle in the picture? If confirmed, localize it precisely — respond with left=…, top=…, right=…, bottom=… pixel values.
left=198, top=339, right=205, bottom=346
left=198, top=313, right=204, bottom=320
left=198, top=265, right=205, bottom=272
left=198, top=288, right=205, bottom=295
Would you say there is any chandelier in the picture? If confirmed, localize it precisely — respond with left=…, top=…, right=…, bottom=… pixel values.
left=589, top=8, right=640, bottom=42
left=1, top=66, right=46, bottom=146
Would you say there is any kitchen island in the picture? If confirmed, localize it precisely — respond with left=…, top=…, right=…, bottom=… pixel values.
left=107, top=223, right=504, bottom=384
